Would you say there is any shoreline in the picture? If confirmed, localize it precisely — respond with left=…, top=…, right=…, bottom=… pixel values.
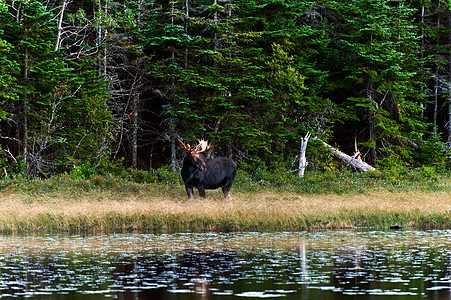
left=1, top=189, right=450, bottom=232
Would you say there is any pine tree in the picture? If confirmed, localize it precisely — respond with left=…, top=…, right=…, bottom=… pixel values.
left=336, top=0, right=426, bottom=165
left=0, top=0, right=111, bottom=176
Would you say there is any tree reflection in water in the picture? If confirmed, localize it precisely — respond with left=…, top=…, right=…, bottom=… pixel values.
left=0, top=231, right=449, bottom=299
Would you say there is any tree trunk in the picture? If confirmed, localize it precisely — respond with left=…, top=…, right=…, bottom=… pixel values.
left=433, top=0, right=440, bottom=135
left=97, top=0, right=107, bottom=76
left=184, top=0, right=189, bottom=69
left=313, top=138, right=376, bottom=173
left=22, top=101, right=28, bottom=168
left=366, top=77, right=377, bottom=164
left=419, top=4, right=425, bottom=119
left=22, top=27, right=29, bottom=169
left=103, top=0, right=108, bottom=76
left=213, top=0, right=218, bottom=52
left=149, top=144, right=154, bottom=170
left=433, top=65, right=439, bottom=134
left=131, top=93, right=139, bottom=169
left=55, top=0, right=67, bottom=51
left=170, top=134, right=177, bottom=171
left=298, top=132, right=310, bottom=177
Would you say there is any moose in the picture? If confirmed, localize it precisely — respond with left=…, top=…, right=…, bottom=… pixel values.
left=178, top=139, right=237, bottom=199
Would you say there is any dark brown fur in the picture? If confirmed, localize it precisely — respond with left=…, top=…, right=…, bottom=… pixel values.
left=179, top=139, right=237, bottom=198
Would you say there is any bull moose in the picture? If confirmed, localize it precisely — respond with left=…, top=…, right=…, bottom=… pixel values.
left=178, top=139, right=237, bottom=199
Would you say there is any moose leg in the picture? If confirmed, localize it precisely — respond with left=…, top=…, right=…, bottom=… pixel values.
left=222, top=181, right=233, bottom=198
left=198, top=186, right=206, bottom=197
left=185, top=186, right=194, bottom=199
left=221, top=186, right=231, bottom=198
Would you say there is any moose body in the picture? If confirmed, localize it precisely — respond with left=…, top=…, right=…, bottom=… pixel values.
left=179, top=139, right=237, bottom=198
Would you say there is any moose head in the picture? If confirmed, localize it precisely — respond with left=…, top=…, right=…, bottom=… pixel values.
left=178, top=139, right=211, bottom=171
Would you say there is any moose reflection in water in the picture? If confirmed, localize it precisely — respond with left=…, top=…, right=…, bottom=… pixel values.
left=178, top=139, right=237, bottom=199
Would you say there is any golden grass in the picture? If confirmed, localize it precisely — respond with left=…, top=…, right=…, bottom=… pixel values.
left=0, top=189, right=451, bottom=232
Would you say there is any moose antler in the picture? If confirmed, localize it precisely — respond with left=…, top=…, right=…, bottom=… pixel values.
left=178, top=139, right=211, bottom=154
left=194, top=139, right=211, bottom=153
left=178, top=139, right=193, bottom=153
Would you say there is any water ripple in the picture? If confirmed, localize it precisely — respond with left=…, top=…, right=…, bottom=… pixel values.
left=0, top=231, right=450, bottom=298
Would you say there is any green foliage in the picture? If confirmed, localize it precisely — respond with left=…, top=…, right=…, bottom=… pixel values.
left=4, top=166, right=449, bottom=202
left=128, top=170, right=158, bottom=184
left=0, top=0, right=112, bottom=176
left=153, top=166, right=183, bottom=184
left=414, top=134, right=449, bottom=172
left=69, top=163, right=97, bottom=180
left=334, top=0, right=427, bottom=163
left=0, top=0, right=449, bottom=176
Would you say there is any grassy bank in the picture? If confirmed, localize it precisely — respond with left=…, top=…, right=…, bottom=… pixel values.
left=0, top=170, right=450, bottom=232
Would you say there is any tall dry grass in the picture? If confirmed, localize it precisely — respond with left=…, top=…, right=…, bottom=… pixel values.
left=1, top=187, right=451, bottom=232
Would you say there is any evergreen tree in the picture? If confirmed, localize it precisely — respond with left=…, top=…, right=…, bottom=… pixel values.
left=0, top=0, right=111, bottom=176
left=0, top=0, right=449, bottom=174
left=336, top=0, right=427, bottom=165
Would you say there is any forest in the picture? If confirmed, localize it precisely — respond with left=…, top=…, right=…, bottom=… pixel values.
left=0, top=0, right=450, bottom=178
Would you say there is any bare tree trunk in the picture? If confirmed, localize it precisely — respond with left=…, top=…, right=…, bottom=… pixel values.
left=419, top=4, right=425, bottom=119
left=97, top=0, right=102, bottom=76
left=313, top=138, right=376, bottom=173
left=97, top=0, right=107, bottom=76
left=103, top=0, right=108, bottom=76
left=433, top=66, right=439, bottom=134
left=298, top=132, right=310, bottom=178
left=184, top=0, right=189, bottom=69
left=366, top=33, right=377, bottom=164
left=55, top=0, right=67, bottom=51
left=213, top=0, right=218, bottom=52
left=171, top=1, right=175, bottom=27
left=366, top=78, right=377, bottom=163
left=170, top=134, right=177, bottom=171
left=149, top=144, right=154, bottom=170
left=22, top=102, right=28, bottom=168
left=433, top=0, right=440, bottom=135
left=131, top=93, right=139, bottom=169
left=22, top=27, right=29, bottom=169
left=170, top=2, right=176, bottom=87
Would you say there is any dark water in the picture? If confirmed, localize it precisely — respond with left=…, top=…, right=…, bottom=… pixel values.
left=0, top=230, right=451, bottom=299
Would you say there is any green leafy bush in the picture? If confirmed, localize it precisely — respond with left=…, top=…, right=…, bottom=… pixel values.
left=154, top=166, right=182, bottom=184
left=129, top=170, right=158, bottom=184
left=69, top=163, right=96, bottom=180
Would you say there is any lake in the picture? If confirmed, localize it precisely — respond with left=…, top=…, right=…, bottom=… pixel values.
left=0, top=230, right=450, bottom=299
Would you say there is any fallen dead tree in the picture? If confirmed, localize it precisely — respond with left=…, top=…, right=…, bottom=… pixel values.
left=313, top=137, right=376, bottom=173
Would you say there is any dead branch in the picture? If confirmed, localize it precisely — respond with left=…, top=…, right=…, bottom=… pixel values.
left=313, top=137, right=376, bottom=173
